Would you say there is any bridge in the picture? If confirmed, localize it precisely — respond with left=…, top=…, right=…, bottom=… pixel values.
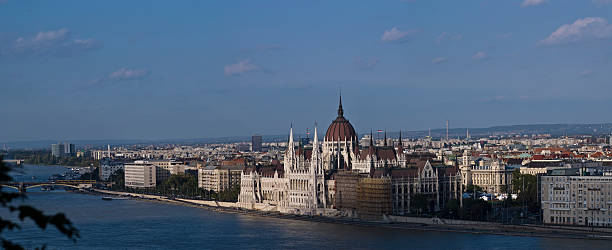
left=1, top=180, right=97, bottom=193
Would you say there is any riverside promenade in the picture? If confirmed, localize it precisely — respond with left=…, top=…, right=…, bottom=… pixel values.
left=91, top=189, right=612, bottom=240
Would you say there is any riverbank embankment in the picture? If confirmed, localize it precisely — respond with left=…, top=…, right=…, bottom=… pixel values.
left=90, top=189, right=612, bottom=240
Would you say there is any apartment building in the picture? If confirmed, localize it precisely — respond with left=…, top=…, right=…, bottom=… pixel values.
left=149, top=160, right=186, bottom=183
left=198, top=165, right=243, bottom=192
left=124, top=161, right=156, bottom=188
left=541, top=172, right=612, bottom=227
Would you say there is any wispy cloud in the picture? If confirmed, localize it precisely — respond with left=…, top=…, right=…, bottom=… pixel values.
left=1, top=28, right=100, bottom=57
left=86, top=67, right=151, bottom=87
left=580, top=69, right=594, bottom=76
left=521, top=0, right=548, bottom=7
left=472, top=51, right=488, bottom=60
left=108, top=68, right=150, bottom=81
left=432, top=57, right=447, bottom=64
left=435, top=32, right=462, bottom=43
left=224, top=59, right=261, bottom=76
left=540, top=17, right=612, bottom=45
left=71, top=39, right=99, bottom=50
left=354, top=57, right=380, bottom=70
left=381, top=27, right=418, bottom=43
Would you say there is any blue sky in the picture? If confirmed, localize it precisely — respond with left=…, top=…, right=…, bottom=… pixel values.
left=1, top=0, right=612, bottom=142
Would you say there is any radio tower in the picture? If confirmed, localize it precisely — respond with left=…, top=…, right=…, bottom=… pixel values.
left=446, top=120, right=449, bottom=141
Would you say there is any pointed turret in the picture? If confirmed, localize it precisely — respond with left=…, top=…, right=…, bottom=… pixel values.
left=337, top=93, right=344, bottom=117
left=396, top=130, right=406, bottom=167
left=383, top=131, right=387, bottom=147
left=285, top=124, right=296, bottom=173
left=287, top=124, right=295, bottom=158
left=289, top=124, right=294, bottom=148
left=311, top=122, right=321, bottom=174
left=398, top=130, right=403, bottom=147
left=313, top=122, right=319, bottom=151
left=370, top=130, right=374, bottom=148
left=396, top=130, right=404, bottom=154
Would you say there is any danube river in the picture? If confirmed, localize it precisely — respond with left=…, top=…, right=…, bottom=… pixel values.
left=1, top=165, right=608, bottom=249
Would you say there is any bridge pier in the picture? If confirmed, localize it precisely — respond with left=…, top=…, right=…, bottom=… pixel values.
left=18, top=182, right=25, bottom=193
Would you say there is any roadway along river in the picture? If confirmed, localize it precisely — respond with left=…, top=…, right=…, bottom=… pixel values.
left=0, top=165, right=608, bottom=249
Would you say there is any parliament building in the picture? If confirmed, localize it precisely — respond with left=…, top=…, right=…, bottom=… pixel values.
left=238, top=96, right=463, bottom=218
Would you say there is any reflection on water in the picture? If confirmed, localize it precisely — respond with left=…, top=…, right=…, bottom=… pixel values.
left=0, top=165, right=608, bottom=249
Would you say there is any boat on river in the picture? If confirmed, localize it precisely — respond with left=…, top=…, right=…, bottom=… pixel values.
left=102, top=196, right=129, bottom=201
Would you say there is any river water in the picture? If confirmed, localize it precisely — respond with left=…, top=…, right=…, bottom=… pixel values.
left=0, top=165, right=607, bottom=249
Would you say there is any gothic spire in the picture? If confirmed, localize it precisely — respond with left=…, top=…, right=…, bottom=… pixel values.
left=313, top=122, right=318, bottom=151
left=337, top=92, right=344, bottom=117
left=398, top=130, right=402, bottom=147
left=288, top=124, right=294, bottom=148
left=383, top=130, right=387, bottom=147
left=286, top=124, right=296, bottom=169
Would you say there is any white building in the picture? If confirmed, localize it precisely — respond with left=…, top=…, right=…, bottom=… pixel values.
left=198, top=165, right=243, bottom=192
left=541, top=173, right=612, bottom=227
left=459, top=152, right=514, bottom=194
left=238, top=97, right=462, bottom=216
left=124, top=161, right=156, bottom=188
left=239, top=125, right=327, bottom=215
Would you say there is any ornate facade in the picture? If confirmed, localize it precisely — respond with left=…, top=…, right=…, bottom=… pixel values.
left=238, top=96, right=463, bottom=216
left=460, top=152, right=514, bottom=194
left=239, top=125, right=328, bottom=214
left=385, top=161, right=462, bottom=215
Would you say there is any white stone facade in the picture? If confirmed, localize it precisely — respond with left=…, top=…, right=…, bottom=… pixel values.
left=541, top=175, right=612, bottom=227
left=460, top=154, right=514, bottom=194
left=239, top=126, right=327, bottom=215
left=124, top=161, right=156, bottom=188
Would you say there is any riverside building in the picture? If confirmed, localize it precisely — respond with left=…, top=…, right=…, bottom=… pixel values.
left=541, top=171, right=612, bottom=227
left=124, top=161, right=156, bottom=188
left=238, top=96, right=463, bottom=218
left=123, top=160, right=186, bottom=188
left=198, top=165, right=243, bottom=192
left=148, top=160, right=186, bottom=183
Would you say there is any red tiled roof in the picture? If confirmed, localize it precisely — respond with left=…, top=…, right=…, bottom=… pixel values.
left=325, top=116, right=357, bottom=142
left=358, top=145, right=398, bottom=161
left=244, top=165, right=285, bottom=178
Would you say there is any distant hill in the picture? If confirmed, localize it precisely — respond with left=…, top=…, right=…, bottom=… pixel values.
left=399, top=123, right=612, bottom=140
left=3, top=123, right=612, bottom=150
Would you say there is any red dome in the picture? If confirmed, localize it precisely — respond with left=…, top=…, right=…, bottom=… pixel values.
left=325, top=116, right=357, bottom=142
left=325, top=96, right=358, bottom=142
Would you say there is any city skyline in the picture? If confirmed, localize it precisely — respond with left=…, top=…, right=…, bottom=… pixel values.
left=2, top=0, right=612, bottom=142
